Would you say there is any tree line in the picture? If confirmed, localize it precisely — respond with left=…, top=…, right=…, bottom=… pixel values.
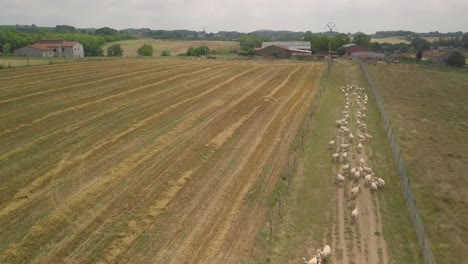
left=0, top=25, right=134, bottom=56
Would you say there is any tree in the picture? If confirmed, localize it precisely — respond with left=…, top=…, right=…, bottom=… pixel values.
left=194, top=46, right=210, bottom=56
left=352, top=33, right=371, bottom=48
left=107, top=44, right=123, bottom=57
left=137, top=44, right=153, bottom=56
left=445, top=52, right=466, bottom=67
left=55, top=25, right=76, bottom=33
left=462, top=33, right=468, bottom=49
left=239, top=34, right=269, bottom=51
left=96, top=27, right=118, bottom=36
left=416, top=50, right=423, bottom=61
left=411, top=37, right=430, bottom=51
left=2, top=43, right=12, bottom=55
left=160, top=48, right=171, bottom=56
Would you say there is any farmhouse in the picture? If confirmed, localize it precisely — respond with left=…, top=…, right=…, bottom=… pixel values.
left=256, top=44, right=311, bottom=59
left=14, top=39, right=84, bottom=58
left=422, top=50, right=448, bottom=64
left=343, top=43, right=367, bottom=56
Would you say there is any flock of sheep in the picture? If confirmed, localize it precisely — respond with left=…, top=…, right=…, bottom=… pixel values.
left=333, top=84, right=386, bottom=221
left=302, top=84, right=386, bottom=264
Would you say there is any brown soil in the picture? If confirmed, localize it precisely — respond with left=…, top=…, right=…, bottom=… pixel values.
left=0, top=59, right=323, bottom=263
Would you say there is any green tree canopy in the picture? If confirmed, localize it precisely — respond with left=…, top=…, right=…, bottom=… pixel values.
left=239, top=34, right=269, bottom=51
left=2, top=43, right=12, bottom=55
left=445, top=51, right=466, bottom=67
left=137, top=44, right=153, bottom=56
left=96, top=27, right=118, bottom=36
left=352, top=33, right=371, bottom=48
left=107, top=44, right=123, bottom=57
left=411, top=37, right=431, bottom=51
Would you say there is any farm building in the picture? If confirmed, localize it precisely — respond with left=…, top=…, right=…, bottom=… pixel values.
left=256, top=44, right=311, bottom=59
left=422, top=50, right=448, bottom=64
left=343, top=44, right=367, bottom=56
left=261, top=41, right=311, bottom=51
left=14, top=39, right=84, bottom=58
left=351, top=51, right=385, bottom=59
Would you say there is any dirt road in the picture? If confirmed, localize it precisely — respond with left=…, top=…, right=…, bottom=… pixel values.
left=329, top=64, right=389, bottom=264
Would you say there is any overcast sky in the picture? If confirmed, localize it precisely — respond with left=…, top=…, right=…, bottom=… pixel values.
left=1, top=0, right=467, bottom=33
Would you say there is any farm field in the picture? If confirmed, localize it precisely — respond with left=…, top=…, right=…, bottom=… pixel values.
left=253, top=60, right=422, bottom=264
left=371, top=37, right=410, bottom=44
left=103, top=38, right=240, bottom=57
left=0, top=58, right=324, bottom=263
left=367, top=63, right=468, bottom=264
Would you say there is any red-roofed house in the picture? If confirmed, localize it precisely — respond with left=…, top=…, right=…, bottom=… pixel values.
left=422, top=50, right=449, bottom=64
left=14, top=39, right=84, bottom=58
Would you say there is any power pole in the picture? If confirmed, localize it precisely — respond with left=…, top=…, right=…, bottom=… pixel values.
left=325, top=22, right=336, bottom=61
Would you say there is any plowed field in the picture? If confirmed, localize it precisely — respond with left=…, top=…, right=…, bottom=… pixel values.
left=0, top=59, right=324, bottom=263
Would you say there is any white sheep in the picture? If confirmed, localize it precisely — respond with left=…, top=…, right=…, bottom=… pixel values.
left=351, top=185, right=361, bottom=198
left=362, top=165, right=372, bottom=174
left=359, top=157, right=365, bottom=165
left=352, top=205, right=358, bottom=223
left=364, top=174, right=372, bottom=186
left=353, top=170, right=361, bottom=182
left=357, top=143, right=363, bottom=153
left=376, top=177, right=385, bottom=189
left=336, top=174, right=345, bottom=186
left=349, top=132, right=354, bottom=143
left=341, top=152, right=348, bottom=163
left=350, top=167, right=357, bottom=175
left=342, top=163, right=350, bottom=173
left=328, top=140, right=337, bottom=149
left=363, top=133, right=373, bottom=142
left=371, top=181, right=378, bottom=193
left=340, top=143, right=351, bottom=151
left=301, top=256, right=318, bottom=264
left=332, top=153, right=340, bottom=162
left=318, top=245, right=331, bottom=262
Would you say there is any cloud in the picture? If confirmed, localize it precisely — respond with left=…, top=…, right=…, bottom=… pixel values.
left=0, top=0, right=467, bottom=33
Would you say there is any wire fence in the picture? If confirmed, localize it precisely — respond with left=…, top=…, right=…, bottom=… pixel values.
left=356, top=58, right=437, bottom=264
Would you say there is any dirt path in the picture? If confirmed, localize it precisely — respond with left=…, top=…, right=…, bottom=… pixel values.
left=329, top=63, right=389, bottom=264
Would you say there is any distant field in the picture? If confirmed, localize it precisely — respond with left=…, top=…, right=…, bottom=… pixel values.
left=371, top=36, right=450, bottom=44
left=367, top=63, right=468, bottom=264
left=103, top=39, right=240, bottom=57
left=0, top=58, right=323, bottom=263
left=371, top=37, right=410, bottom=44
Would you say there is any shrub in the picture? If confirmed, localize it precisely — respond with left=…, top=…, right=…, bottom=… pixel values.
left=445, top=51, right=466, bottom=67
left=160, top=49, right=171, bottom=56
left=137, top=44, right=153, bottom=56
left=107, top=44, right=123, bottom=57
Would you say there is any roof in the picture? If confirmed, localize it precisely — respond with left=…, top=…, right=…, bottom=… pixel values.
left=343, top=43, right=356, bottom=48
left=28, top=40, right=79, bottom=51
left=422, top=51, right=447, bottom=58
left=258, top=44, right=311, bottom=54
left=262, top=41, right=311, bottom=50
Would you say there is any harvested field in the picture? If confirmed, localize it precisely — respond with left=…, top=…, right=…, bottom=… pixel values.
left=103, top=39, right=240, bottom=57
left=367, top=63, right=468, bottom=264
left=0, top=58, right=324, bottom=263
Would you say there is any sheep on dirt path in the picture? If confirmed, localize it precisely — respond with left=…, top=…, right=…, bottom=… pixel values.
left=351, top=185, right=361, bottom=198
left=317, top=245, right=331, bottom=263
left=301, top=256, right=318, bottom=264
left=371, top=181, right=378, bottom=193
left=352, top=205, right=358, bottom=223
left=336, top=174, right=345, bottom=186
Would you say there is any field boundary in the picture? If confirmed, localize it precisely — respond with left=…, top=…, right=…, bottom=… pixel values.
left=356, top=58, right=437, bottom=264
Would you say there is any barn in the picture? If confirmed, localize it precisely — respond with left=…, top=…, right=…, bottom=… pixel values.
left=343, top=43, right=367, bottom=56
left=256, top=42, right=311, bottom=59
left=422, top=51, right=449, bottom=64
